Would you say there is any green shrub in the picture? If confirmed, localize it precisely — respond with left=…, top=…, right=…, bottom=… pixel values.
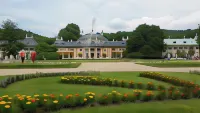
left=36, top=52, right=59, bottom=60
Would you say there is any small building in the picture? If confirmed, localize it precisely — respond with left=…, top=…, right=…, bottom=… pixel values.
left=0, top=34, right=38, bottom=60
left=54, top=33, right=127, bottom=59
left=163, top=34, right=199, bottom=58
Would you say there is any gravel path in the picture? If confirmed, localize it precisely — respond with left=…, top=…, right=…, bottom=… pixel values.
left=0, top=62, right=200, bottom=76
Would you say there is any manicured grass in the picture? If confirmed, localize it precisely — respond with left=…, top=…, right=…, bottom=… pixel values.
left=0, top=63, right=81, bottom=69
left=55, top=99, right=200, bottom=113
left=2, top=72, right=200, bottom=95
left=137, top=61, right=200, bottom=67
left=36, top=59, right=132, bottom=62
left=1, top=71, right=200, bottom=113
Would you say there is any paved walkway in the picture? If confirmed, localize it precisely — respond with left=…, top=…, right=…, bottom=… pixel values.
left=0, top=62, right=200, bottom=76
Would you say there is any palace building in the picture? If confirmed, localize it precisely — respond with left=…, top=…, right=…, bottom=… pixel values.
left=54, top=33, right=127, bottom=59
left=163, top=34, right=199, bottom=58
left=0, top=31, right=199, bottom=60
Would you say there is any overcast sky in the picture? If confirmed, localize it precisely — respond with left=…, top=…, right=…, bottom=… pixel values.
left=1, top=0, right=200, bottom=37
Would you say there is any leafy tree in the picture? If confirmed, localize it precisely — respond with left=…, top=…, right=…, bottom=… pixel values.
left=0, top=19, right=25, bottom=56
left=197, top=25, right=200, bottom=57
left=188, top=49, right=195, bottom=57
left=58, top=23, right=80, bottom=41
left=126, top=24, right=165, bottom=58
left=35, top=42, right=57, bottom=54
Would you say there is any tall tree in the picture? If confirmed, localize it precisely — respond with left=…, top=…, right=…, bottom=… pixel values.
left=197, top=24, right=200, bottom=57
left=58, top=23, right=80, bottom=41
left=0, top=19, right=25, bottom=56
left=126, top=24, right=165, bottom=58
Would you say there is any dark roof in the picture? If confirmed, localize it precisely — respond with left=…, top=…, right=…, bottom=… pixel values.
left=54, top=40, right=126, bottom=47
left=78, top=34, right=108, bottom=42
left=0, top=38, right=38, bottom=47
left=17, top=38, right=38, bottom=46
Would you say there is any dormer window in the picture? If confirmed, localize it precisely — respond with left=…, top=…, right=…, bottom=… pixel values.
left=183, top=41, right=186, bottom=43
left=173, top=41, right=176, bottom=43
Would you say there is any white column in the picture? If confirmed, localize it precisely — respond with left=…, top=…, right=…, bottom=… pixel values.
left=88, top=48, right=91, bottom=58
left=68, top=53, right=70, bottom=58
left=94, top=48, right=97, bottom=59
left=120, top=52, right=122, bottom=58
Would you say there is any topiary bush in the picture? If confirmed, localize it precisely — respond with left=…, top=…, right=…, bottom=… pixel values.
left=36, top=52, right=59, bottom=60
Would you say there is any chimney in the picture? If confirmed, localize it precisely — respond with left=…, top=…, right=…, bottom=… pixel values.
left=68, top=40, right=69, bottom=42
left=184, top=36, right=185, bottom=39
left=127, top=36, right=129, bottom=40
left=25, top=34, right=28, bottom=38
left=122, top=37, right=124, bottom=41
left=113, top=39, right=114, bottom=42
left=61, top=37, right=63, bottom=41
left=71, top=39, right=72, bottom=42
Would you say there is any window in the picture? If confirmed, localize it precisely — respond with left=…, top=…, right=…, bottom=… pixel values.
left=174, top=47, right=177, bottom=49
left=24, top=48, right=28, bottom=50
left=80, top=49, right=82, bottom=51
left=173, top=41, right=176, bottom=43
left=183, top=41, right=186, bottom=43
left=69, top=48, right=74, bottom=51
left=30, top=48, right=34, bottom=50
left=189, top=47, right=193, bottom=49
left=104, top=49, right=106, bottom=52
left=112, top=48, right=115, bottom=51
left=184, top=47, right=188, bottom=49
left=119, top=48, right=122, bottom=51
left=196, top=47, right=199, bottom=49
left=179, top=47, right=183, bottom=49
left=168, top=47, right=172, bottom=50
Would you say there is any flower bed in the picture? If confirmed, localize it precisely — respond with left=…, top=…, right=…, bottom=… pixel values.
left=139, top=72, right=199, bottom=87
left=0, top=71, right=100, bottom=88
left=0, top=88, right=200, bottom=113
left=60, top=76, right=159, bottom=90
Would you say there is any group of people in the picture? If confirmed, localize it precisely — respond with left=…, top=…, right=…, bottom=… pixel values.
left=19, top=49, right=37, bottom=63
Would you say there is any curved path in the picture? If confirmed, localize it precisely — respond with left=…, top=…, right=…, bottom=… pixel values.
left=0, top=62, right=200, bottom=76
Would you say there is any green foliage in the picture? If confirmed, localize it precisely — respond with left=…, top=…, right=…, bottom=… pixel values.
left=126, top=24, right=165, bottom=59
left=35, top=42, right=57, bottom=53
left=188, top=49, right=195, bottom=56
left=0, top=19, right=26, bottom=56
left=36, top=52, right=59, bottom=60
left=177, top=50, right=187, bottom=58
left=58, top=23, right=80, bottom=41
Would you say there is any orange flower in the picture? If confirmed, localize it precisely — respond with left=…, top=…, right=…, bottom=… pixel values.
left=104, top=96, right=108, bottom=99
left=75, top=94, right=79, bottom=97
left=124, top=93, right=128, bottom=97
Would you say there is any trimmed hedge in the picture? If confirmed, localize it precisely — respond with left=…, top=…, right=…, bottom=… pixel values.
left=36, top=52, right=59, bottom=60
left=0, top=71, right=100, bottom=88
left=0, top=63, right=81, bottom=69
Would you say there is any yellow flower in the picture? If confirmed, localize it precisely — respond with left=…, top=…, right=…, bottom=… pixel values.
left=26, top=101, right=31, bottom=104
left=5, top=105, right=10, bottom=108
left=27, top=98, right=32, bottom=101
left=34, top=95, right=39, bottom=97
left=53, top=100, right=58, bottom=104
left=36, top=98, right=39, bottom=101
left=112, top=91, right=117, bottom=93
left=0, top=101, right=6, bottom=105
left=6, top=102, right=12, bottom=104
left=44, top=99, right=47, bottom=102
left=8, top=97, right=12, bottom=100
left=89, top=96, right=93, bottom=99
left=26, top=96, right=31, bottom=98
left=84, top=98, right=87, bottom=102
left=2, top=95, right=8, bottom=98
left=43, top=94, right=49, bottom=97
left=60, top=94, right=63, bottom=96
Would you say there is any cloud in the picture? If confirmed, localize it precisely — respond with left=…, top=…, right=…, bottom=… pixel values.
left=0, top=0, right=200, bottom=37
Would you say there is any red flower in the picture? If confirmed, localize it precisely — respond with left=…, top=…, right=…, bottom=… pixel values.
left=0, top=97, right=2, bottom=101
left=181, top=93, right=185, bottom=97
left=31, top=99, right=36, bottom=103
left=66, top=96, right=70, bottom=99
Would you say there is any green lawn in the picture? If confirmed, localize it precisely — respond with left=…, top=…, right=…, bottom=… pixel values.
left=55, top=99, right=200, bottom=113
left=137, top=61, right=200, bottom=67
left=1, top=72, right=200, bottom=95
left=1, top=72, right=200, bottom=113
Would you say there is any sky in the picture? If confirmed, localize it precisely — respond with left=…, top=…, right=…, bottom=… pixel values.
left=0, top=0, right=200, bottom=37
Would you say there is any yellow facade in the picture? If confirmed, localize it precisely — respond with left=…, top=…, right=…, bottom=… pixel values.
left=57, top=47, right=125, bottom=59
